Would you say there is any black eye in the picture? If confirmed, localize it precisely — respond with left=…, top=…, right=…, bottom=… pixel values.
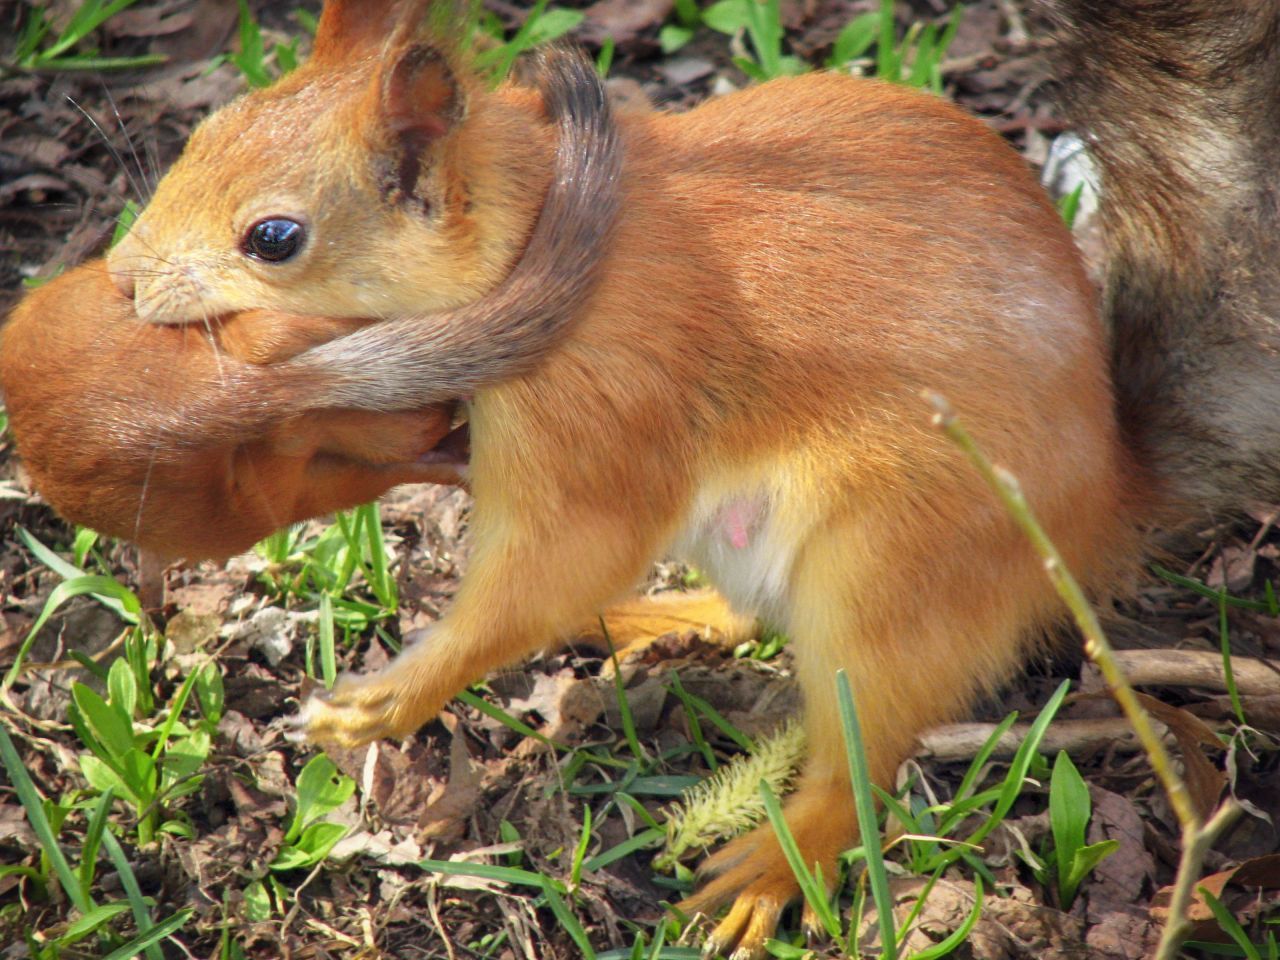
left=245, top=218, right=305, bottom=262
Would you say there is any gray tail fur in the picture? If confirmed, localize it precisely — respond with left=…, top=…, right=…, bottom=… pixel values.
left=1053, top=0, right=1280, bottom=517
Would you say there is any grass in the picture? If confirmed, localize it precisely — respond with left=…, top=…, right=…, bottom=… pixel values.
left=8, top=0, right=167, bottom=73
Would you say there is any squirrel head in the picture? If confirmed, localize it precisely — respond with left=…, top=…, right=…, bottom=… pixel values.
left=107, top=0, right=522, bottom=327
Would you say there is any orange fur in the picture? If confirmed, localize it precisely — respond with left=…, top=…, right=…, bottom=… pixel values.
left=1, top=263, right=459, bottom=559
left=0, top=3, right=1176, bottom=956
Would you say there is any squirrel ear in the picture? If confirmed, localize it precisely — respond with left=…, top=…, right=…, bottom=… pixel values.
left=382, top=43, right=463, bottom=142
left=311, top=0, right=405, bottom=65
left=372, top=43, right=465, bottom=205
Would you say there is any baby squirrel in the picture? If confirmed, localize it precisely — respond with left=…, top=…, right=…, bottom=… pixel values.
left=3, top=0, right=1276, bottom=955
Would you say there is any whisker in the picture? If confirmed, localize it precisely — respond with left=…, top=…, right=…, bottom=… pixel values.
left=66, top=94, right=148, bottom=209
left=143, top=137, right=161, bottom=197
left=199, top=300, right=228, bottom=385
left=100, top=82, right=153, bottom=204
left=134, top=440, right=160, bottom=547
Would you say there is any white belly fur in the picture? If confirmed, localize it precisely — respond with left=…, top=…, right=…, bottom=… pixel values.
left=671, top=460, right=818, bottom=625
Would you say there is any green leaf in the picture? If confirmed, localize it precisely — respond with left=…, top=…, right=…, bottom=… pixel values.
left=159, top=726, right=211, bottom=790
left=72, top=526, right=99, bottom=567
left=827, top=11, right=879, bottom=67
left=271, top=821, right=348, bottom=870
left=73, top=684, right=136, bottom=762
left=108, top=657, right=138, bottom=721
left=1057, top=183, right=1084, bottom=230
left=118, top=749, right=159, bottom=802
left=526, top=8, right=584, bottom=44
left=81, top=754, right=136, bottom=803
left=659, top=24, right=694, bottom=54
left=1049, top=751, right=1089, bottom=883
left=288, top=755, right=354, bottom=842
left=194, top=662, right=225, bottom=724
left=63, top=901, right=134, bottom=943
left=733, top=55, right=769, bottom=83
left=243, top=880, right=273, bottom=921
left=1063, top=839, right=1119, bottom=903
left=703, top=0, right=751, bottom=34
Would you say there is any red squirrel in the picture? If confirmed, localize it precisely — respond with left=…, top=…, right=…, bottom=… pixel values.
left=2, top=0, right=1273, bottom=955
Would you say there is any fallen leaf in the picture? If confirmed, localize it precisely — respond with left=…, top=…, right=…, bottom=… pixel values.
left=1135, top=692, right=1226, bottom=820
left=580, top=0, right=675, bottom=45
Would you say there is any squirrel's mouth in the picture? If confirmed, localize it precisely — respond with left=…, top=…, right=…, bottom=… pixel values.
left=418, top=401, right=471, bottom=474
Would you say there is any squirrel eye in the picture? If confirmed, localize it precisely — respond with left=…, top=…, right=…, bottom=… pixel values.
left=244, top=218, right=305, bottom=262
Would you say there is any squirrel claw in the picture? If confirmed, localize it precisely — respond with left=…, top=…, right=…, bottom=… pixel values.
left=291, top=673, right=410, bottom=747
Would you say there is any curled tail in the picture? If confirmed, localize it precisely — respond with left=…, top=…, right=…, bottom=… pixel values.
left=1053, top=0, right=1280, bottom=517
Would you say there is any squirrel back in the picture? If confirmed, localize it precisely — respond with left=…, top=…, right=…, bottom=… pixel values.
left=1055, top=0, right=1280, bottom=519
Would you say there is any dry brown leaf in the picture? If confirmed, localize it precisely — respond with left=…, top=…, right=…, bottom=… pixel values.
left=1135, top=691, right=1226, bottom=820
left=1150, top=852, right=1280, bottom=939
left=1086, top=785, right=1157, bottom=895
left=417, top=722, right=483, bottom=840
left=872, top=876, right=1088, bottom=960
left=492, top=667, right=605, bottom=743
left=580, top=0, right=675, bottom=45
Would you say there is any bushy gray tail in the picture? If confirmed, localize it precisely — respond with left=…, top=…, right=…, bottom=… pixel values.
left=1053, top=0, right=1280, bottom=518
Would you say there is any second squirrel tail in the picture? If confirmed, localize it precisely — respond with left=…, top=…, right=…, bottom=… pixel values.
left=1054, top=0, right=1280, bottom=520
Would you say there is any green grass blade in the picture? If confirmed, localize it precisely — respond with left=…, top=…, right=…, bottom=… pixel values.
left=101, top=829, right=165, bottom=960
left=99, top=907, right=193, bottom=960
left=318, top=593, right=338, bottom=689
left=760, top=780, right=841, bottom=939
left=964, top=678, right=1070, bottom=850
left=583, top=825, right=664, bottom=872
left=837, top=669, right=896, bottom=957
left=911, top=874, right=984, bottom=959
left=541, top=878, right=596, bottom=958
left=0, top=725, right=94, bottom=914
left=78, top=787, right=116, bottom=894
left=418, top=857, right=553, bottom=889
left=1199, top=886, right=1263, bottom=960
left=456, top=688, right=562, bottom=749
left=570, top=804, right=592, bottom=890
left=666, top=673, right=754, bottom=751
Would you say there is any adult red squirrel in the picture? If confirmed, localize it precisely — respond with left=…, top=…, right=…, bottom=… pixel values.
left=2, top=0, right=1273, bottom=955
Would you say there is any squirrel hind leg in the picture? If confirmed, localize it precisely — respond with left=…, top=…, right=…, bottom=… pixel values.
left=682, top=505, right=1057, bottom=955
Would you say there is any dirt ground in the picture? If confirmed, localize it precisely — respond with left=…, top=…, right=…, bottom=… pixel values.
left=1, top=2, right=1279, bottom=958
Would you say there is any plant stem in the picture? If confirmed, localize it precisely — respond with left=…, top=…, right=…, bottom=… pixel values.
left=927, top=393, right=1239, bottom=959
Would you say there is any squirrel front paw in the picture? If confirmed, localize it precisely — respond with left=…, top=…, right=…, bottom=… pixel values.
left=291, top=641, right=450, bottom=746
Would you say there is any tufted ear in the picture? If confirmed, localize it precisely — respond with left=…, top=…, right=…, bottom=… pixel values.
left=310, top=0, right=422, bottom=67
left=370, top=41, right=466, bottom=206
